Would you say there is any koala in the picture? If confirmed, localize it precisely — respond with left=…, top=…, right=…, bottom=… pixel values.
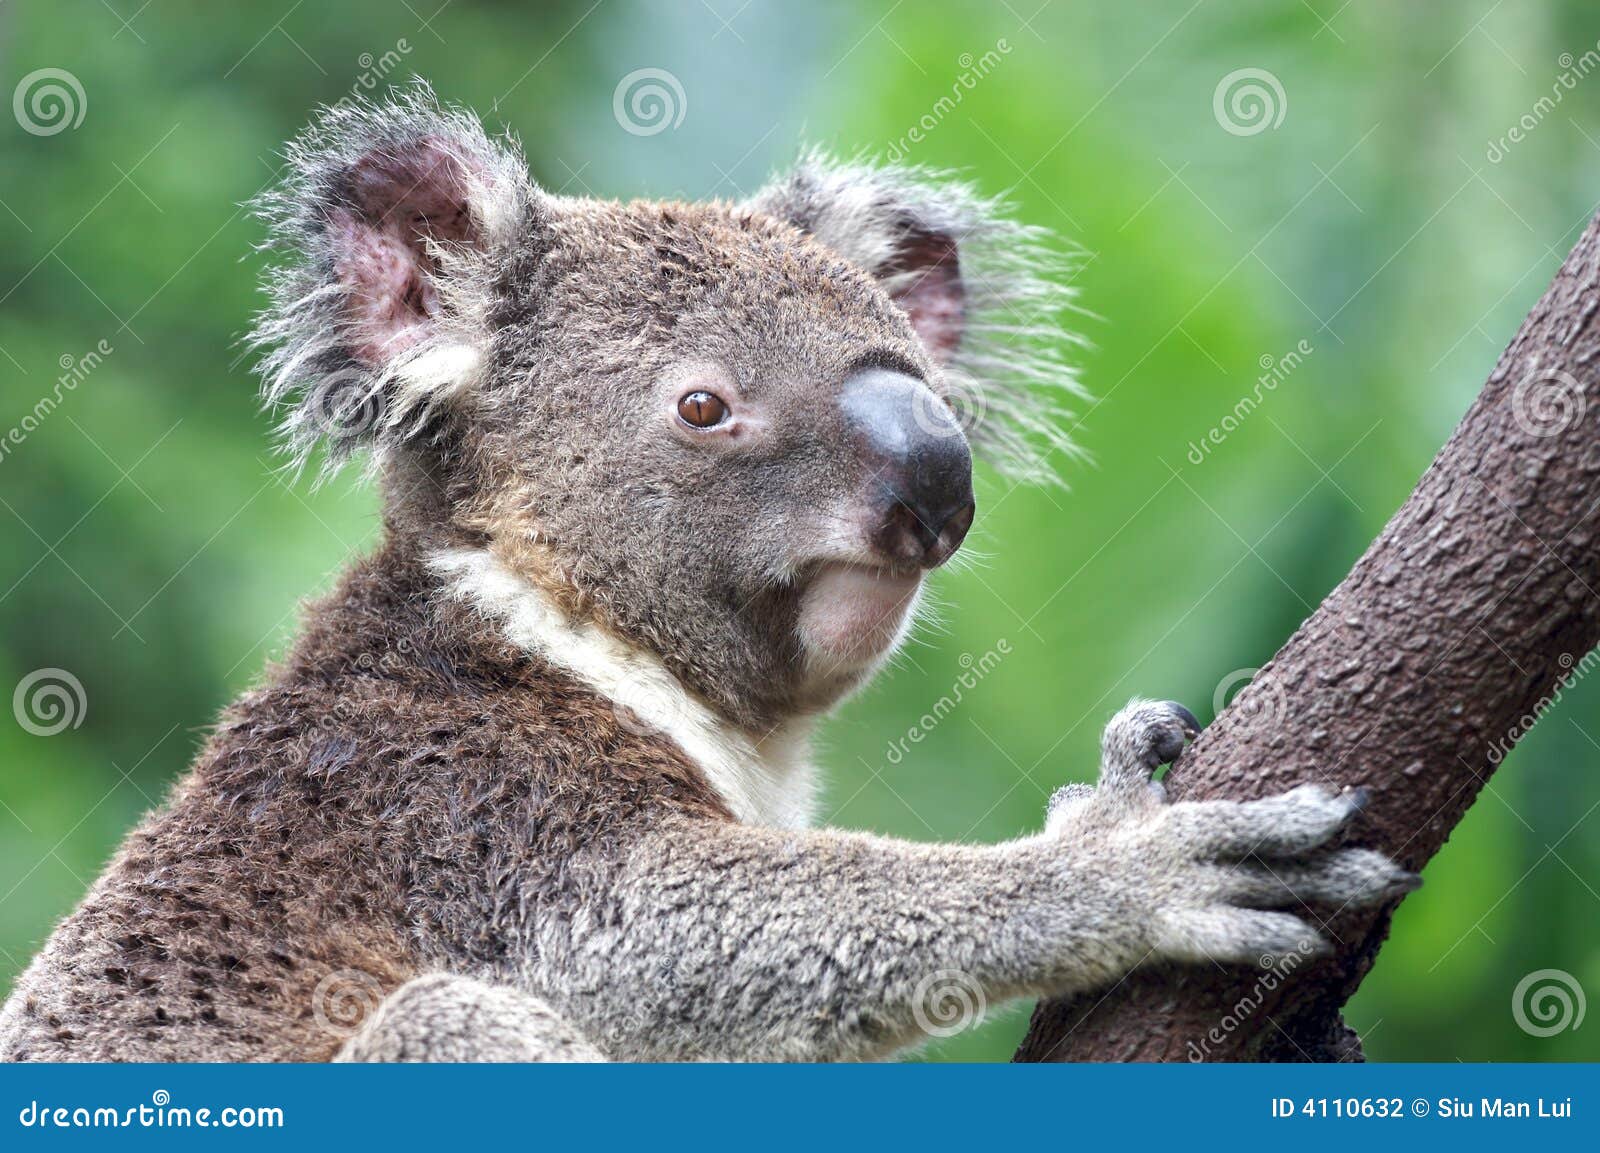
left=0, top=89, right=1416, bottom=1062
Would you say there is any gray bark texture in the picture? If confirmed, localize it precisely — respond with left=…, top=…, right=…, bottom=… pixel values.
left=1015, top=212, right=1600, bottom=1062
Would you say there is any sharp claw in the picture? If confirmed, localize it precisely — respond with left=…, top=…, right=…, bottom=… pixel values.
left=1163, top=701, right=1202, bottom=738
left=1345, top=786, right=1372, bottom=814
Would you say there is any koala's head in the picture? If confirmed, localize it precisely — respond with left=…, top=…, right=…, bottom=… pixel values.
left=253, top=88, right=1079, bottom=730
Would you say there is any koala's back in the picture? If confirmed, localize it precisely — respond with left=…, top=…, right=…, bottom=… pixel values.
left=0, top=804, right=415, bottom=1062
left=0, top=539, right=729, bottom=1061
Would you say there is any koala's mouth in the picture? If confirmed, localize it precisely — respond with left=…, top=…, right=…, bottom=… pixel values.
left=795, top=562, right=923, bottom=672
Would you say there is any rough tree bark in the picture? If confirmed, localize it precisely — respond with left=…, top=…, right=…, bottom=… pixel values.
left=1015, top=212, right=1600, bottom=1062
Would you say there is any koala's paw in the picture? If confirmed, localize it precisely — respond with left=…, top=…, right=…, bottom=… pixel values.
left=1045, top=699, right=1420, bottom=971
left=1145, top=784, right=1420, bottom=965
left=1104, top=697, right=1200, bottom=774
left=1047, top=700, right=1199, bottom=831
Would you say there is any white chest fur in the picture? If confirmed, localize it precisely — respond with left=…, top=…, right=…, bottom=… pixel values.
left=428, top=547, right=818, bottom=828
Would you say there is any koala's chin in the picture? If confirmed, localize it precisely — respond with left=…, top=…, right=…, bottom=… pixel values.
left=796, top=563, right=924, bottom=677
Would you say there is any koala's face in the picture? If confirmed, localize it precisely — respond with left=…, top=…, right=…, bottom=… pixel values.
left=472, top=201, right=979, bottom=720
left=256, top=93, right=1073, bottom=729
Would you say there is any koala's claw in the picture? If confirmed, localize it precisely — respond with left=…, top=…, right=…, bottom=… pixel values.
left=1045, top=700, right=1420, bottom=974
left=1161, top=701, right=1203, bottom=741
left=1146, top=704, right=1198, bottom=767
left=1166, top=782, right=1370, bottom=859
left=1144, top=847, right=1418, bottom=969
left=1226, top=849, right=1422, bottom=909
left=1152, top=789, right=1417, bottom=965
left=1096, top=699, right=1202, bottom=802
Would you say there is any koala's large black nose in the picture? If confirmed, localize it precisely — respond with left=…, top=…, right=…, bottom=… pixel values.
left=841, top=368, right=976, bottom=570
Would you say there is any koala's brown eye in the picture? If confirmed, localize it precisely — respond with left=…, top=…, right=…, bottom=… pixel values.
left=677, top=390, right=729, bottom=429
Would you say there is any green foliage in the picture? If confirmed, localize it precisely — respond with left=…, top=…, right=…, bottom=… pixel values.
left=2, top=0, right=1597, bottom=1061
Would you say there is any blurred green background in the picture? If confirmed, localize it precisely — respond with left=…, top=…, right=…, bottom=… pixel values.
left=2, top=0, right=1598, bottom=1061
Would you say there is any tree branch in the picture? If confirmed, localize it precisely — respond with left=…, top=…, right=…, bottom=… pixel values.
left=1016, top=211, right=1600, bottom=1062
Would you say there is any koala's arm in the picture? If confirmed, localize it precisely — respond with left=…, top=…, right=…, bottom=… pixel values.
left=553, top=701, right=1416, bottom=1061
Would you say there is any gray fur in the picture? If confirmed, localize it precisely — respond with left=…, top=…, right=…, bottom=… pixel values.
left=549, top=703, right=1410, bottom=1060
left=746, top=152, right=1086, bottom=483
left=335, top=976, right=605, bottom=1062
left=249, top=84, right=531, bottom=478
left=0, top=92, right=1415, bottom=1064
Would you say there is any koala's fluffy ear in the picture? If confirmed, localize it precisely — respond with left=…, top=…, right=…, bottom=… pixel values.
left=747, top=154, right=1084, bottom=484
left=250, top=86, right=534, bottom=476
